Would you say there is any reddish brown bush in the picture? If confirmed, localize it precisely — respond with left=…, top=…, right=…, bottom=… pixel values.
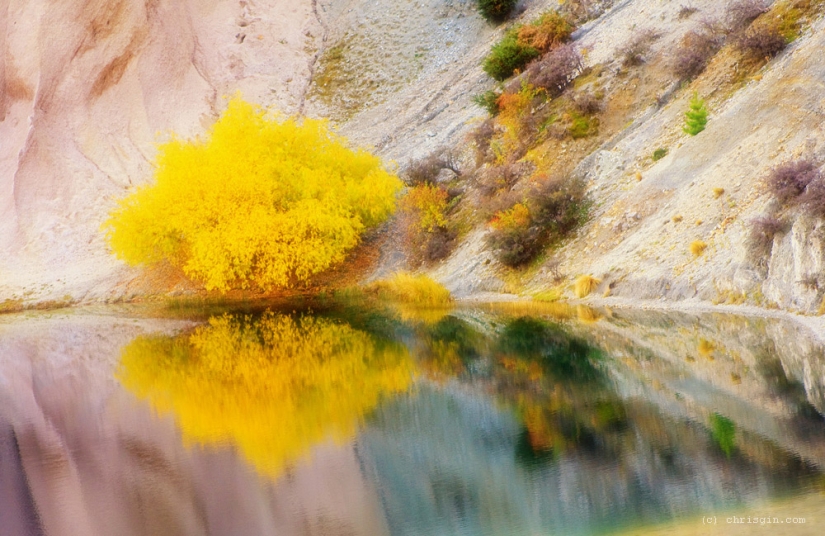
left=517, top=12, right=574, bottom=54
left=726, top=0, right=768, bottom=31
left=478, top=163, right=529, bottom=197
left=526, top=44, right=583, bottom=98
left=747, top=215, right=786, bottom=261
left=424, top=227, right=457, bottom=262
left=571, top=91, right=603, bottom=115
left=672, top=28, right=724, bottom=80
left=470, top=119, right=497, bottom=163
left=403, top=150, right=462, bottom=186
left=620, top=29, right=659, bottom=67
left=737, top=23, right=787, bottom=59
left=767, top=159, right=820, bottom=204
left=800, top=174, right=825, bottom=218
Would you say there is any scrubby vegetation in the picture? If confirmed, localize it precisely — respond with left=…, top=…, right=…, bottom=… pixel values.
left=672, top=25, right=725, bottom=81
left=652, top=148, right=668, bottom=161
left=619, top=29, right=659, bottom=67
left=403, top=149, right=462, bottom=186
left=473, top=89, right=503, bottom=115
left=766, top=159, right=822, bottom=205
left=736, top=21, right=787, bottom=59
left=486, top=177, right=589, bottom=267
left=574, top=275, right=600, bottom=298
left=104, top=97, right=401, bottom=292
left=483, top=31, right=540, bottom=81
left=525, top=44, right=583, bottom=98
left=366, top=273, right=452, bottom=306
left=397, top=150, right=464, bottom=264
left=747, top=215, right=786, bottom=264
left=683, top=93, right=708, bottom=135
left=476, top=0, right=519, bottom=23
left=483, top=12, right=574, bottom=81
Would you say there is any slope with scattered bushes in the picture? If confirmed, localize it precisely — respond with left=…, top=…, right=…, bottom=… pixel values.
left=6, top=0, right=825, bottom=316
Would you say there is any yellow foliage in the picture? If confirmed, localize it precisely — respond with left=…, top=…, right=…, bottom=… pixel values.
left=104, top=96, right=402, bottom=292
left=398, top=183, right=449, bottom=232
left=532, top=289, right=561, bottom=302
left=368, top=272, right=452, bottom=306
left=495, top=83, right=538, bottom=160
left=690, top=240, right=708, bottom=256
left=117, top=312, right=413, bottom=477
left=490, top=202, right=531, bottom=231
left=713, top=187, right=725, bottom=198
left=574, top=275, right=600, bottom=298
left=576, top=305, right=602, bottom=323
left=698, top=338, right=715, bottom=357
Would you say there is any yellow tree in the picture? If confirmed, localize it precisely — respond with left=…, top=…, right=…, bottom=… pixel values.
left=104, top=97, right=402, bottom=291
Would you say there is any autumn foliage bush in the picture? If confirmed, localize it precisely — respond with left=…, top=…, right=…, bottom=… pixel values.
left=104, top=97, right=401, bottom=292
left=487, top=176, right=589, bottom=267
left=398, top=183, right=458, bottom=263
left=483, top=12, right=574, bottom=81
left=483, top=30, right=540, bottom=81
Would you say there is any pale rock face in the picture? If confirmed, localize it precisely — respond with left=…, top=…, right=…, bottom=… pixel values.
left=0, top=0, right=320, bottom=302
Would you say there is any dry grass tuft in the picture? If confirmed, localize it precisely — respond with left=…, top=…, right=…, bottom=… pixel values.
left=698, top=338, right=715, bottom=356
left=367, top=273, right=452, bottom=306
left=576, top=305, right=602, bottom=323
left=690, top=240, right=708, bottom=256
left=672, top=215, right=684, bottom=223
left=713, top=187, right=725, bottom=198
left=533, top=289, right=562, bottom=302
left=574, top=275, right=601, bottom=298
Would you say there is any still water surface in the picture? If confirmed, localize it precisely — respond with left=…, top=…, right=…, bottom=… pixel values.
left=1, top=302, right=824, bottom=535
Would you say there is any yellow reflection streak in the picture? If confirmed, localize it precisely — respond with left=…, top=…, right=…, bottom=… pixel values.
left=118, top=312, right=413, bottom=477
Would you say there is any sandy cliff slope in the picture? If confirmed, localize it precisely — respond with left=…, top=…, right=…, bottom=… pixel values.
left=0, top=0, right=321, bottom=303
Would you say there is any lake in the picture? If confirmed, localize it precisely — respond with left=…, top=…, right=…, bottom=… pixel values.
left=1, top=301, right=824, bottom=535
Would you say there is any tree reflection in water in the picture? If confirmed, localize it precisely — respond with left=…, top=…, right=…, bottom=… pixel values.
left=118, top=311, right=413, bottom=477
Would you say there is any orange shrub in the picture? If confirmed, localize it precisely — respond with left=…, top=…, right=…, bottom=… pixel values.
left=517, top=11, right=574, bottom=53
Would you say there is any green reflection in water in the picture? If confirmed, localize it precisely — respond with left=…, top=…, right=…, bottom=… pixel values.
left=118, top=311, right=414, bottom=477
left=711, top=413, right=736, bottom=457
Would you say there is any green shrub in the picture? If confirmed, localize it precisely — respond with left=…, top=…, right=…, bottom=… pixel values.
left=483, top=30, right=540, bottom=81
left=652, top=147, right=668, bottom=161
left=477, top=0, right=519, bottom=22
left=683, top=93, right=708, bottom=136
left=473, top=90, right=503, bottom=115
left=569, top=114, right=597, bottom=139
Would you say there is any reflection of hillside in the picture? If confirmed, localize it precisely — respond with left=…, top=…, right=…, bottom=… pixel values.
left=118, top=311, right=413, bottom=477
left=357, top=313, right=823, bottom=535
left=565, top=309, right=825, bottom=468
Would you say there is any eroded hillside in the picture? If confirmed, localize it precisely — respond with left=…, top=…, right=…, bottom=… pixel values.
left=3, top=0, right=825, bottom=315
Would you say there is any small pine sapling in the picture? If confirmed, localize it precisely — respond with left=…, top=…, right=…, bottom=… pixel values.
left=683, top=93, right=708, bottom=136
